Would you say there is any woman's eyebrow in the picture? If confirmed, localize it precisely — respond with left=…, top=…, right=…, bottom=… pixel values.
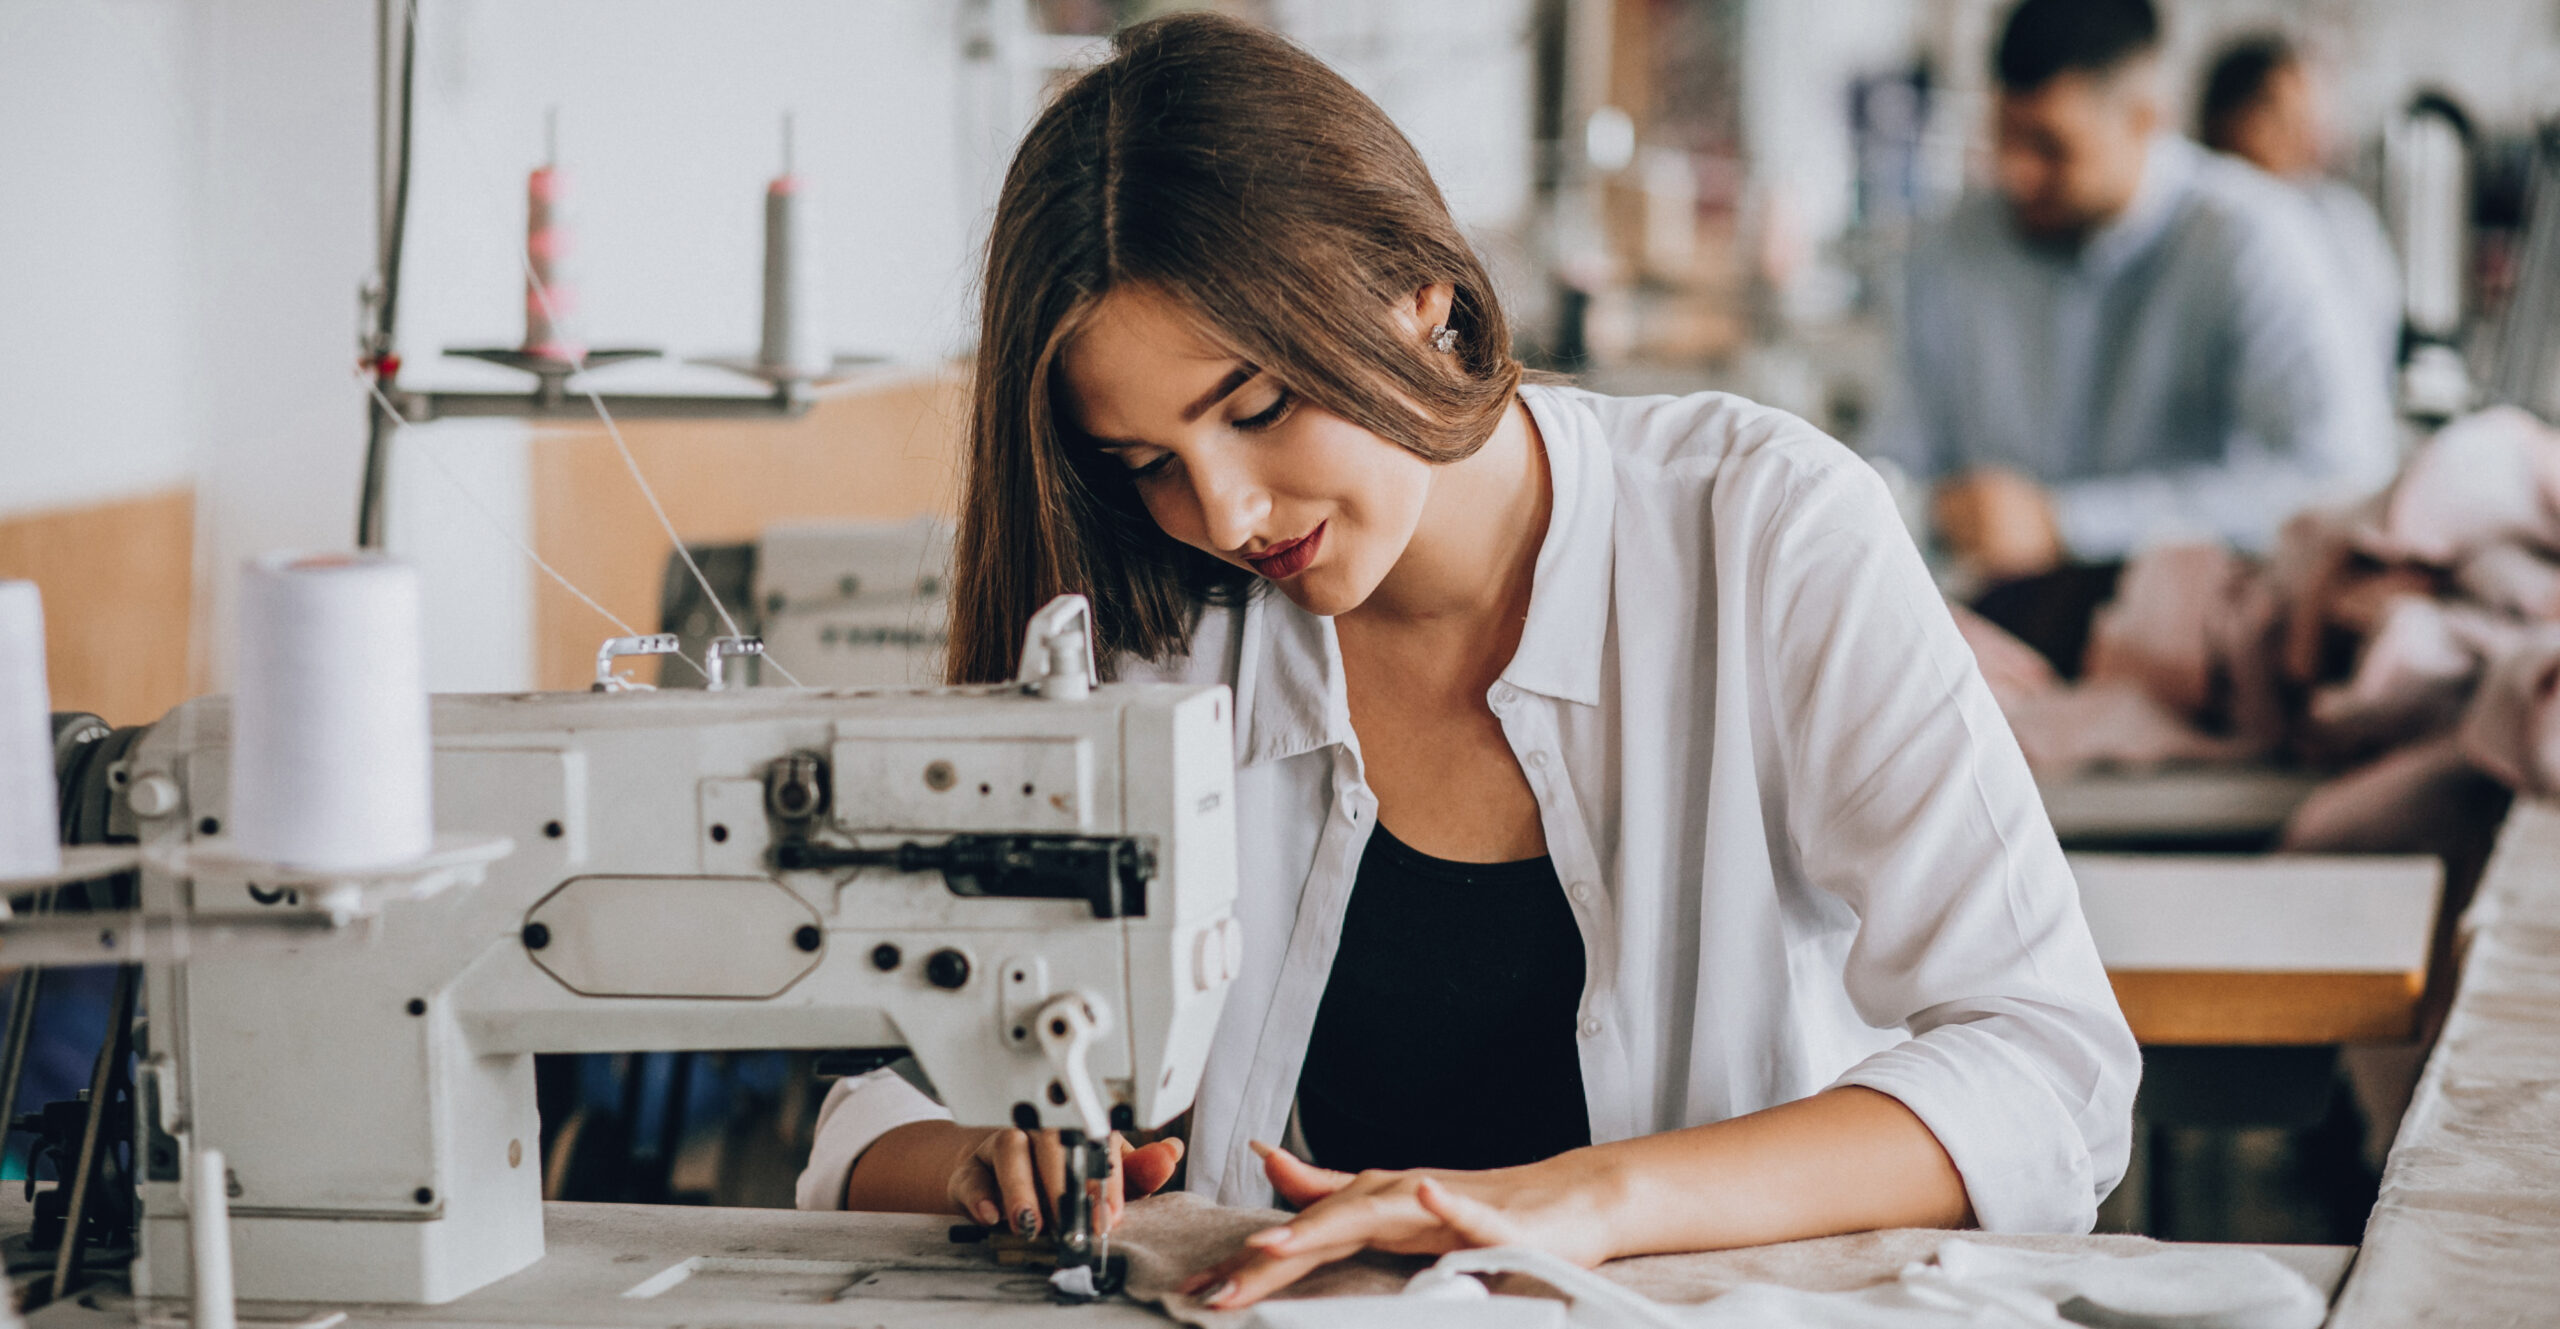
left=1078, top=364, right=1260, bottom=449
left=1179, top=366, right=1255, bottom=422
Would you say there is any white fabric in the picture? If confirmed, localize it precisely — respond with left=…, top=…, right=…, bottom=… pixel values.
left=1379, top=1239, right=2324, bottom=1329
left=799, top=385, right=2139, bottom=1234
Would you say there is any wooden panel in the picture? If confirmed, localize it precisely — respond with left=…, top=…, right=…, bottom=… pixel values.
left=2110, top=970, right=2425, bottom=1046
left=2074, top=853, right=2441, bottom=1045
left=2072, top=853, right=2442, bottom=975
left=0, top=487, right=195, bottom=725
left=529, top=368, right=968, bottom=692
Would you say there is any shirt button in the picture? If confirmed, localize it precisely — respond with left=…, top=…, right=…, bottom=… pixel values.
left=1579, top=1016, right=1604, bottom=1038
left=1568, top=882, right=1593, bottom=904
left=1526, top=751, right=1549, bottom=769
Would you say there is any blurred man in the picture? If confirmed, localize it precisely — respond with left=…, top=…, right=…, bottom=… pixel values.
left=1879, top=0, right=2393, bottom=599
left=2200, top=33, right=2402, bottom=374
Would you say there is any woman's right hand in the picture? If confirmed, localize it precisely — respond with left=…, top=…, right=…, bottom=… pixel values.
left=949, top=1128, right=1185, bottom=1237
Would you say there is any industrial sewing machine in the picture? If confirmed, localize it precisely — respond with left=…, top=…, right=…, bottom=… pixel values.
left=64, top=602, right=1239, bottom=1306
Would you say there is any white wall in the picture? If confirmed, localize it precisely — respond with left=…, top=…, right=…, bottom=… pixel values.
left=395, top=1, right=988, bottom=385
left=2, top=0, right=1541, bottom=697
left=187, top=0, right=385, bottom=691
left=2162, top=0, right=2560, bottom=144
left=1278, top=0, right=1539, bottom=232
left=1744, top=0, right=1924, bottom=256
left=0, top=0, right=203, bottom=519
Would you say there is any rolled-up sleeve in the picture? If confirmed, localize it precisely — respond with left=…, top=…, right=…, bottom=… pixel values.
left=1758, top=459, right=2141, bottom=1232
left=793, top=1068, right=955, bottom=1211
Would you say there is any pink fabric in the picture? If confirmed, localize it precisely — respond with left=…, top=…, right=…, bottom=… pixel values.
left=2304, top=597, right=2482, bottom=752
left=2456, top=628, right=2560, bottom=798
left=2368, top=406, right=2560, bottom=565
left=2280, top=735, right=2480, bottom=852
left=1944, top=408, right=2560, bottom=817
left=2001, top=680, right=2252, bottom=778
left=2457, top=543, right=2560, bottom=621
left=1947, top=603, right=2060, bottom=709
left=2084, top=542, right=2240, bottom=717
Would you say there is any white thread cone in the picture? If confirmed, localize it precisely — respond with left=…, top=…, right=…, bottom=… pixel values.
left=191, top=1147, right=236, bottom=1329
left=228, top=553, right=432, bottom=871
left=0, top=581, right=60, bottom=880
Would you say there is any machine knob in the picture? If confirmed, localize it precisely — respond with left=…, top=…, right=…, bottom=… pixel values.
left=1191, top=918, right=1243, bottom=991
left=925, top=948, right=971, bottom=990
left=127, top=773, right=182, bottom=819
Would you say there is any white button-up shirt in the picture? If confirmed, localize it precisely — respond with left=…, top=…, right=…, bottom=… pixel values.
left=799, top=385, right=2140, bottom=1233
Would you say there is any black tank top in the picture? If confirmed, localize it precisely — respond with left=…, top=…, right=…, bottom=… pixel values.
left=1294, top=822, right=1592, bottom=1173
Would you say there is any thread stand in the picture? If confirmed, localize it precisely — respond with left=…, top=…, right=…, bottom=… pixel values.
left=145, top=831, right=513, bottom=924
left=0, top=847, right=141, bottom=894
left=396, top=349, right=834, bottom=423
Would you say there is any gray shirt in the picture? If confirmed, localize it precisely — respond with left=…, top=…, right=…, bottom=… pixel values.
left=1876, top=136, right=2395, bottom=555
left=2297, top=173, right=2404, bottom=377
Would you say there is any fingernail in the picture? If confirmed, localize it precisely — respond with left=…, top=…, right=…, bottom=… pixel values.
left=1177, top=1271, right=1211, bottom=1294
left=1247, top=1139, right=1276, bottom=1158
left=1014, top=1207, right=1039, bottom=1237
left=1204, top=1279, right=1238, bottom=1306
left=1245, top=1226, right=1290, bottom=1249
left=974, top=1201, right=1000, bottom=1226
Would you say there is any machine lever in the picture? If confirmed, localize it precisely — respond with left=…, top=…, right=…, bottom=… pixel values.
left=770, top=833, right=1155, bottom=918
left=704, top=636, right=766, bottom=691
left=1032, top=992, right=1121, bottom=1301
left=1015, top=595, right=1096, bottom=700
left=592, top=634, right=681, bottom=692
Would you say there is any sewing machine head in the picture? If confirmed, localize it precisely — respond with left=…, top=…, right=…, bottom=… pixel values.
left=116, top=606, right=1239, bottom=1304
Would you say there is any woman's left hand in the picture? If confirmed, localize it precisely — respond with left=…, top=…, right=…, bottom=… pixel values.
left=1177, top=1141, right=1621, bottom=1311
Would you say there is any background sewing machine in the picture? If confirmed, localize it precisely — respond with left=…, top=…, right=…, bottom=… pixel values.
left=91, top=611, right=1239, bottom=1306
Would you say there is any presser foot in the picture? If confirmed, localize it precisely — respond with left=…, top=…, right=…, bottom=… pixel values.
left=945, top=1224, right=1129, bottom=1301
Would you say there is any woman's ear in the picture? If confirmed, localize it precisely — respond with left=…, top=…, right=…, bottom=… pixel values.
left=1397, top=282, right=1458, bottom=342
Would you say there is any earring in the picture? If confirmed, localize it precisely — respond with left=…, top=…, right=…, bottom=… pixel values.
left=1429, top=323, right=1459, bottom=353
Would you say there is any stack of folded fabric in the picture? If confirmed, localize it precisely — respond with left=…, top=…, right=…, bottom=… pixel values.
left=1964, top=405, right=2560, bottom=851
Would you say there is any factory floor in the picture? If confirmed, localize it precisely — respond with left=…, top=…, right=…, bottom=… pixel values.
left=2100, top=1050, right=2381, bottom=1245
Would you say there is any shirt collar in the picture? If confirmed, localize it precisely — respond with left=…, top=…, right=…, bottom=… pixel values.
left=1499, top=385, right=1614, bottom=708
left=1232, top=385, right=1617, bottom=766
left=2077, top=134, right=2197, bottom=277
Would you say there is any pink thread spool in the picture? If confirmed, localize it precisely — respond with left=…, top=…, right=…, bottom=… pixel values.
left=523, top=163, right=583, bottom=364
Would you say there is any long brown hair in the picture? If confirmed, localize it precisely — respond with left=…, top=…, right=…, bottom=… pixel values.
left=945, top=11, right=1523, bottom=684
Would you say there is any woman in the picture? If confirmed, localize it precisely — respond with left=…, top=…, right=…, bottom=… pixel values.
left=797, top=13, right=2137, bottom=1311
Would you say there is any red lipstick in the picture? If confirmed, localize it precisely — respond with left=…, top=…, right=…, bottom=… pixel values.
left=1243, top=521, right=1325, bottom=580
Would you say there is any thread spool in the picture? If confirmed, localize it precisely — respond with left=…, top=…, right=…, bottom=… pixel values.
left=191, top=1147, right=236, bottom=1329
left=228, top=553, right=432, bottom=871
left=523, top=110, right=583, bottom=364
left=0, top=581, right=60, bottom=881
left=758, top=115, right=830, bottom=378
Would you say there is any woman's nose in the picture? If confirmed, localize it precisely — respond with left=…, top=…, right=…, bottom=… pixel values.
left=1190, top=459, right=1271, bottom=553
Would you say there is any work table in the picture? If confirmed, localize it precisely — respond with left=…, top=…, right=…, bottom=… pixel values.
left=17, top=791, right=2560, bottom=1324
left=9, top=1199, right=2353, bottom=1327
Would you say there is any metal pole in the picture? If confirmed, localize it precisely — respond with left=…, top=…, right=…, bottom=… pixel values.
left=359, top=0, right=418, bottom=549
left=0, top=968, right=45, bottom=1142
left=46, top=963, right=139, bottom=1303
